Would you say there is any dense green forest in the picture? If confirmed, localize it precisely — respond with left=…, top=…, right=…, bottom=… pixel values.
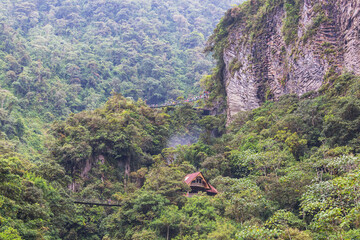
left=2, top=73, right=360, bottom=239
left=1, top=0, right=360, bottom=239
left=0, top=0, right=242, bottom=158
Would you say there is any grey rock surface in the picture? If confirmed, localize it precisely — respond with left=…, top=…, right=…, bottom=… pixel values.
left=223, top=0, right=360, bottom=123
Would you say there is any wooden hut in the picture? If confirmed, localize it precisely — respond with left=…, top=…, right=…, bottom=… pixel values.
left=184, top=172, right=218, bottom=197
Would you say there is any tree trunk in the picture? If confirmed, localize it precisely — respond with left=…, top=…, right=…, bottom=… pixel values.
left=124, top=156, right=131, bottom=191
left=167, top=225, right=169, bottom=240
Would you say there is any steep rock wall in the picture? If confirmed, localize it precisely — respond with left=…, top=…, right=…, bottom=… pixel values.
left=223, top=0, right=360, bottom=122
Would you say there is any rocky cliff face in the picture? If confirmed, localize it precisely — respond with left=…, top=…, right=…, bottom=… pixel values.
left=221, top=0, right=360, bottom=122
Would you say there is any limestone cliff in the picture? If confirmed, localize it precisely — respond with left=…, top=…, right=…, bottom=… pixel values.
left=208, top=0, right=360, bottom=122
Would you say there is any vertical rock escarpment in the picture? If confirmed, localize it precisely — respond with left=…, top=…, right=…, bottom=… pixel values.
left=215, top=0, right=360, bottom=122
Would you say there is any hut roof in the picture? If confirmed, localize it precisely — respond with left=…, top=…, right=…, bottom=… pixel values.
left=184, top=172, right=201, bottom=185
left=206, top=183, right=218, bottom=194
left=184, top=172, right=218, bottom=194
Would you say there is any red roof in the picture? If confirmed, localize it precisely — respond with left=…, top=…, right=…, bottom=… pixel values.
left=206, top=183, right=218, bottom=194
left=184, top=172, right=218, bottom=194
left=184, top=172, right=201, bottom=185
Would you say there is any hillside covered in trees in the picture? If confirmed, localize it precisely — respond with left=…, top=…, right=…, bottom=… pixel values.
left=0, top=0, right=242, bottom=158
left=2, top=73, right=360, bottom=239
left=1, top=0, right=360, bottom=240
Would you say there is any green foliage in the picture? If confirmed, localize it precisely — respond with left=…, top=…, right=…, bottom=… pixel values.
left=301, top=170, right=360, bottom=238
left=207, top=219, right=236, bottom=240
left=131, top=228, right=158, bottom=240
left=2, top=70, right=359, bottom=240
left=191, top=73, right=360, bottom=238
left=165, top=104, right=202, bottom=147
left=265, top=210, right=305, bottom=230
left=236, top=225, right=282, bottom=240
left=50, top=94, right=170, bottom=196
left=0, top=1, right=360, bottom=239
left=229, top=58, right=243, bottom=76
left=102, top=190, right=169, bottom=239
left=0, top=0, right=244, bottom=159
left=275, top=130, right=307, bottom=159
left=0, top=0, right=241, bottom=112
left=204, top=5, right=241, bottom=107
left=199, top=114, right=226, bottom=143
left=213, top=176, right=273, bottom=222
left=143, top=163, right=191, bottom=205
left=302, top=13, right=330, bottom=44
left=0, top=153, right=77, bottom=239
left=282, top=0, right=302, bottom=45
left=0, top=227, right=22, bottom=240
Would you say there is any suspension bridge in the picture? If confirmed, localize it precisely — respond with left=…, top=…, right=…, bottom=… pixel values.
left=73, top=200, right=122, bottom=207
left=147, top=91, right=209, bottom=108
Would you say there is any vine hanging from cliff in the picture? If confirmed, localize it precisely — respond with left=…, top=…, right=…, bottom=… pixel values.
left=282, top=0, right=303, bottom=45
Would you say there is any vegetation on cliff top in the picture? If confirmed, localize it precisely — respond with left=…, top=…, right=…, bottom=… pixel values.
left=204, top=0, right=303, bottom=104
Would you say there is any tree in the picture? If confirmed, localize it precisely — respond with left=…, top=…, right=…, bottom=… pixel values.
left=212, top=176, right=273, bottom=223
left=143, top=163, right=192, bottom=205
left=152, top=205, right=181, bottom=240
